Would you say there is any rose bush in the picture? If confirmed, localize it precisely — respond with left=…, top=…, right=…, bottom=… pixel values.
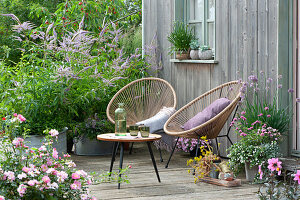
left=0, top=114, right=96, bottom=199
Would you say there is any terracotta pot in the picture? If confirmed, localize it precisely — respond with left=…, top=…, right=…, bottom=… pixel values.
left=176, top=51, right=190, bottom=60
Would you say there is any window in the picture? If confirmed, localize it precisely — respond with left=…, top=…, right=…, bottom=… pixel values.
left=183, top=0, right=215, bottom=50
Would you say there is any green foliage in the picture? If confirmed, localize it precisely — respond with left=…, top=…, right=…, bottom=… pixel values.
left=120, top=26, right=142, bottom=56
left=190, top=39, right=199, bottom=50
left=228, top=133, right=281, bottom=175
left=200, top=45, right=211, bottom=51
left=167, top=21, right=195, bottom=54
left=0, top=4, right=152, bottom=139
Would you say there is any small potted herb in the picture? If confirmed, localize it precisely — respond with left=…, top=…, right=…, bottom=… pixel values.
left=198, top=45, right=214, bottom=60
left=189, top=39, right=200, bottom=60
left=167, top=21, right=195, bottom=60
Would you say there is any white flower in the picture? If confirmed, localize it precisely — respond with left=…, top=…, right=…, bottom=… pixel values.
left=17, top=173, right=27, bottom=180
left=49, top=129, right=59, bottom=137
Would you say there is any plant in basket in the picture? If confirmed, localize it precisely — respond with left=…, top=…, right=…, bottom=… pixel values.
left=187, top=136, right=221, bottom=182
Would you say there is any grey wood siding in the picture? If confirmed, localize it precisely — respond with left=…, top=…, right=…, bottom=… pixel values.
left=144, top=0, right=280, bottom=155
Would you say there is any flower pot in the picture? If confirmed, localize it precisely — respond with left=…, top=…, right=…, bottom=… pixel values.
left=25, top=132, right=67, bottom=156
left=190, top=50, right=199, bottom=60
left=245, top=162, right=259, bottom=182
left=74, top=135, right=113, bottom=156
left=176, top=51, right=190, bottom=60
left=198, top=49, right=213, bottom=60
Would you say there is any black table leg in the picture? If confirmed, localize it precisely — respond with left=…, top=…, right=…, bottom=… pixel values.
left=118, top=142, right=124, bottom=189
left=147, top=142, right=161, bottom=183
left=109, top=142, right=119, bottom=177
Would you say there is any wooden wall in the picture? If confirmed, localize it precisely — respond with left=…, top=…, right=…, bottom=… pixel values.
left=144, top=0, right=282, bottom=156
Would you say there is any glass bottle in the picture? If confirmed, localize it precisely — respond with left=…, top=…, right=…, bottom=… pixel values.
left=115, top=103, right=127, bottom=136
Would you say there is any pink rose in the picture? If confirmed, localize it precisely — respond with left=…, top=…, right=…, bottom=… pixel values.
left=72, top=172, right=80, bottom=180
left=42, top=176, right=50, bottom=184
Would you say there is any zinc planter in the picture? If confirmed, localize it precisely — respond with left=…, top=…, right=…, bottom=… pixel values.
left=74, top=135, right=113, bottom=156
left=245, top=162, right=258, bottom=182
left=25, top=131, right=67, bottom=156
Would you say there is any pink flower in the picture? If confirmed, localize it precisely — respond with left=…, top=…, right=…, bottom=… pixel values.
left=268, top=158, right=282, bottom=175
left=57, top=171, right=68, bottom=183
left=74, top=180, right=81, bottom=188
left=240, top=133, right=247, bottom=136
left=267, top=115, right=271, bottom=118
left=258, top=165, right=263, bottom=179
left=12, top=138, right=24, bottom=147
left=72, top=172, right=81, bottom=180
left=49, top=129, right=59, bottom=137
left=264, top=107, right=269, bottom=111
left=52, top=148, right=58, bottom=159
left=17, top=184, right=27, bottom=197
left=64, top=154, right=71, bottom=158
left=41, top=164, right=48, bottom=172
left=293, top=170, right=300, bottom=184
left=70, top=183, right=79, bottom=190
left=28, top=179, right=39, bottom=186
left=4, top=171, right=15, bottom=181
left=0, top=195, right=5, bottom=200
left=81, top=194, right=88, bottom=200
left=241, top=111, right=246, bottom=115
left=42, top=176, right=50, bottom=184
left=13, top=113, right=18, bottom=117
left=258, top=113, right=263, bottom=117
left=86, top=177, right=92, bottom=185
left=17, top=114, right=26, bottom=122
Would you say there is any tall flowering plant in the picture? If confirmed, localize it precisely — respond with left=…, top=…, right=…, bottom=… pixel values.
left=258, top=158, right=300, bottom=199
left=0, top=114, right=96, bottom=199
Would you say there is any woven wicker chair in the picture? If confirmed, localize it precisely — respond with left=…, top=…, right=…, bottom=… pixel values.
left=106, top=77, right=177, bottom=160
left=164, top=80, right=242, bottom=168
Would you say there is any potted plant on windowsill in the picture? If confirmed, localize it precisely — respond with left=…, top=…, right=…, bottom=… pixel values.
left=198, top=45, right=214, bottom=60
left=189, top=39, right=200, bottom=60
left=167, top=21, right=195, bottom=60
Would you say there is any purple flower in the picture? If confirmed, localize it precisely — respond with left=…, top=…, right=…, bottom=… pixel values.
left=288, top=88, right=294, bottom=93
left=296, top=98, right=300, bottom=103
left=267, top=78, right=273, bottom=83
left=248, top=75, right=258, bottom=83
left=278, top=84, right=282, bottom=89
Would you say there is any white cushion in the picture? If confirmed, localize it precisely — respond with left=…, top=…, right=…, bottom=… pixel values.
left=136, top=107, right=176, bottom=133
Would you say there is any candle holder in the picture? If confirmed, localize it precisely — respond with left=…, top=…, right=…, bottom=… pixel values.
left=129, top=125, right=139, bottom=136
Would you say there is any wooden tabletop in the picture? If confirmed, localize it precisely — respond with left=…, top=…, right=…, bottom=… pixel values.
left=97, top=133, right=161, bottom=142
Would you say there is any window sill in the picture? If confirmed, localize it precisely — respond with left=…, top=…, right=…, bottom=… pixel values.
left=170, top=59, right=218, bottom=64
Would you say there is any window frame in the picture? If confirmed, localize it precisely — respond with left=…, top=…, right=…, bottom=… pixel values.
left=182, top=0, right=216, bottom=52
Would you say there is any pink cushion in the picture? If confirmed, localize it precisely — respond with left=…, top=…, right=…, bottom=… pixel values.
left=183, top=98, right=231, bottom=131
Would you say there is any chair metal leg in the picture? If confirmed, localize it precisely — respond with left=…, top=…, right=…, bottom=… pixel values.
left=129, top=142, right=134, bottom=154
left=109, top=142, right=119, bottom=177
left=158, top=147, right=163, bottom=162
left=193, top=135, right=201, bottom=175
left=147, top=142, right=161, bottom=182
left=118, top=142, right=124, bottom=189
left=165, top=137, right=179, bottom=168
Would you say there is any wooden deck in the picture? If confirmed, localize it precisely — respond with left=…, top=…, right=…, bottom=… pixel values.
left=72, top=143, right=259, bottom=200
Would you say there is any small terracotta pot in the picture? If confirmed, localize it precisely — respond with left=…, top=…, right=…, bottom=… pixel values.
left=176, top=51, right=190, bottom=60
